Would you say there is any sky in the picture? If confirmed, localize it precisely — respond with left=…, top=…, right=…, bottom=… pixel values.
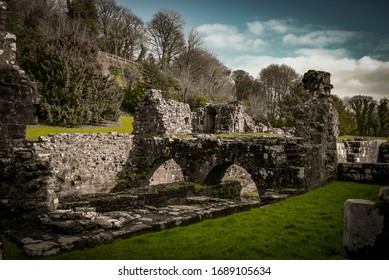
left=117, top=0, right=389, bottom=100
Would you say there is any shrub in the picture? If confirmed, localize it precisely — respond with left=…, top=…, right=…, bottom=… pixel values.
left=29, top=33, right=122, bottom=126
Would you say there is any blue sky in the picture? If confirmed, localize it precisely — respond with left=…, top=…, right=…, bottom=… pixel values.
left=117, top=0, right=389, bottom=99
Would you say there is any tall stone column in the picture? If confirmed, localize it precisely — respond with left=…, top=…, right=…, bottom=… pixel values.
left=1, top=1, right=55, bottom=216
left=295, top=70, right=339, bottom=186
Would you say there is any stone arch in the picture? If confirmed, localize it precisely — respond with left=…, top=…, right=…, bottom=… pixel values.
left=147, top=158, right=185, bottom=186
left=204, top=163, right=259, bottom=199
left=203, top=162, right=233, bottom=185
left=223, top=164, right=259, bottom=199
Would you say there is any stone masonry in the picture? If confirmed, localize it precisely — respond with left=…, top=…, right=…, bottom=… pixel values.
left=118, top=71, right=339, bottom=194
left=0, top=1, right=47, bottom=215
left=192, top=101, right=261, bottom=134
left=0, top=4, right=343, bottom=257
left=344, top=187, right=389, bottom=259
left=337, top=139, right=386, bottom=163
left=295, top=70, right=339, bottom=186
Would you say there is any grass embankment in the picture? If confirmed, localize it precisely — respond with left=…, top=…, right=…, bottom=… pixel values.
left=25, top=116, right=134, bottom=141
left=23, top=181, right=379, bottom=260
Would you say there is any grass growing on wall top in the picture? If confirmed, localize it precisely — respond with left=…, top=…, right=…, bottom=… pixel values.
left=338, top=135, right=389, bottom=142
left=41, top=181, right=380, bottom=260
left=25, top=116, right=134, bottom=141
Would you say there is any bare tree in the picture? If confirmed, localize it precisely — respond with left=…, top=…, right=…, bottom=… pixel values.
left=147, top=9, right=185, bottom=70
left=258, top=64, right=300, bottom=121
left=96, top=0, right=144, bottom=60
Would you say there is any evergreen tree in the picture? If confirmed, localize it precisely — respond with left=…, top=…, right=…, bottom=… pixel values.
left=30, top=33, right=122, bottom=126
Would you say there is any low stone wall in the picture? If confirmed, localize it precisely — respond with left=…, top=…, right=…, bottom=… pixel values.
left=33, top=133, right=134, bottom=198
left=344, top=187, right=389, bottom=259
left=379, top=142, right=389, bottom=163
left=338, top=163, right=389, bottom=184
left=337, top=139, right=386, bottom=163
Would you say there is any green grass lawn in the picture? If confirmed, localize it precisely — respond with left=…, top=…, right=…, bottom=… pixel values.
left=7, top=181, right=372, bottom=260
left=25, top=116, right=134, bottom=141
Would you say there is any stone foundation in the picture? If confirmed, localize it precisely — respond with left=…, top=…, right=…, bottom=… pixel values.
left=338, top=163, right=389, bottom=184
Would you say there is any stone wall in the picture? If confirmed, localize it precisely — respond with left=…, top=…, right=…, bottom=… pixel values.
left=0, top=1, right=46, bottom=216
left=337, top=139, right=386, bottom=163
left=192, top=102, right=260, bottom=134
left=134, top=89, right=261, bottom=137
left=118, top=135, right=312, bottom=195
left=33, top=133, right=134, bottom=198
left=344, top=187, right=389, bottom=259
left=338, top=163, right=389, bottom=184
left=379, top=142, right=389, bottom=163
left=133, top=89, right=192, bottom=137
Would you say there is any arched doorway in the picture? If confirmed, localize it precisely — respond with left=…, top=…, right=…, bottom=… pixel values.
left=148, top=159, right=184, bottom=186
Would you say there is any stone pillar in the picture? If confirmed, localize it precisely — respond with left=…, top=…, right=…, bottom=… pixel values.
left=295, top=70, right=339, bottom=187
left=0, top=1, right=53, bottom=216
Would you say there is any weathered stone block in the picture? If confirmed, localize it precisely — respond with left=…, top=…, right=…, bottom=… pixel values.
left=344, top=199, right=384, bottom=259
left=379, top=187, right=389, bottom=202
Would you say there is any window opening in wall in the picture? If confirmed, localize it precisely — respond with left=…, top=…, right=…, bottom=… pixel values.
left=205, top=108, right=217, bottom=133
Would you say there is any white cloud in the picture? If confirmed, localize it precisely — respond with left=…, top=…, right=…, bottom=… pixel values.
left=295, top=48, right=349, bottom=59
left=247, top=21, right=265, bottom=35
left=246, top=19, right=289, bottom=35
left=196, top=23, right=266, bottom=51
left=265, top=19, right=289, bottom=33
left=225, top=53, right=389, bottom=100
left=283, top=30, right=356, bottom=47
left=196, top=19, right=388, bottom=100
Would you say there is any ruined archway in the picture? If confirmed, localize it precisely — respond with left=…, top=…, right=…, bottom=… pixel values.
left=147, top=158, right=185, bottom=186
left=223, top=164, right=259, bottom=199
left=204, top=163, right=259, bottom=200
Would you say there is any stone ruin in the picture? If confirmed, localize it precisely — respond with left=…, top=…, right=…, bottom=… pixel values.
left=133, top=89, right=262, bottom=137
left=0, top=1, right=342, bottom=255
left=2, top=1, right=383, bottom=259
left=0, top=1, right=45, bottom=216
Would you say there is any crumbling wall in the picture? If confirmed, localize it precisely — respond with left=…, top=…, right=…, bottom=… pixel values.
left=33, top=133, right=134, bottom=198
left=337, top=139, right=386, bottom=163
left=133, top=89, right=192, bottom=136
left=0, top=1, right=50, bottom=216
left=118, top=135, right=310, bottom=195
left=295, top=70, right=339, bottom=186
left=192, top=102, right=260, bottom=134
left=134, top=89, right=261, bottom=137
